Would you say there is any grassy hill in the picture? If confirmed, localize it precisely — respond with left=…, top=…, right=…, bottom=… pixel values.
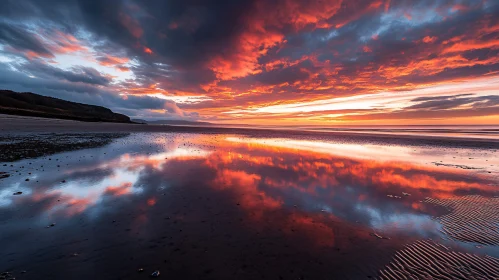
left=0, top=90, right=131, bottom=123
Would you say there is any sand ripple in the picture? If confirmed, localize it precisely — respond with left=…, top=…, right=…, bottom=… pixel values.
left=377, top=240, right=499, bottom=280
left=425, top=195, right=499, bottom=245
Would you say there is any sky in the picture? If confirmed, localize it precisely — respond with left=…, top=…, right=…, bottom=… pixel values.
left=0, top=0, right=498, bottom=125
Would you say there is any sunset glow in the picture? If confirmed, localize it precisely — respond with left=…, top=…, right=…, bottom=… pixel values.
left=1, top=1, right=498, bottom=124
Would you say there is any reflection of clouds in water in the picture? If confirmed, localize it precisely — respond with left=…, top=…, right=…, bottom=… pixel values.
left=44, top=168, right=142, bottom=216
left=355, top=204, right=441, bottom=235
left=225, top=137, right=499, bottom=171
left=1, top=132, right=499, bottom=280
left=40, top=146, right=211, bottom=216
left=0, top=182, right=30, bottom=207
left=50, top=169, right=139, bottom=199
left=1, top=133, right=497, bottom=242
left=0, top=135, right=211, bottom=217
left=195, top=135, right=498, bottom=241
left=137, top=148, right=211, bottom=162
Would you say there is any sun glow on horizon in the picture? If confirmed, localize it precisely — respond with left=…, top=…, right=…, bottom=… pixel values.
left=0, top=0, right=498, bottom=124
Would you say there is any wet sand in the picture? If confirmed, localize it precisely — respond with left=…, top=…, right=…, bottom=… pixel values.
left=378, top=240, right=499, bottom=279
left=425, top=196, right=499, bottom=245
left=1, top=117, right=499, bottom=279
left=0, top=133, right=127, bottom=162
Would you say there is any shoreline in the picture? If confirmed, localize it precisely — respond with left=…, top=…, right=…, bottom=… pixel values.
left=1, top=114, right=498, bottom=149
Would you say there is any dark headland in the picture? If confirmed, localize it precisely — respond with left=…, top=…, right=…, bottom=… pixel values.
left=131, top=119, right=211, bottom=126
left=0, top=90, right=131, bottom=123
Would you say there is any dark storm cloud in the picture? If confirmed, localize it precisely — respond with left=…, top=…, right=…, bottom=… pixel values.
left=71, top=0, right=256, bottom=69
left=0, top=64, right=105, bottom=97
left=407, top=95, right=491, bottom=110
left=411, top=94, right=474, bottom=102
left=0, top=0, right=79, bottom=19
left=18, top=62, right=112, bottom=85
left=56, top=66, right=111, bottom=85
left=127, top=61, right=216, bottom=94
left=0, top=22, right=54, bottom=58
left=472, top=95, right=499, bottom=108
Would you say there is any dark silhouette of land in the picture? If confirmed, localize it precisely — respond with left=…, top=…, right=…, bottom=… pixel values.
left=131, top=119, right=211, bottom=125
left=0, top=90, right=131, bottom=123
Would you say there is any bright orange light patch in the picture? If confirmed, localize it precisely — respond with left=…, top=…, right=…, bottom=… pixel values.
left=147, top=198, right=157, bottom=206
left=422, top=36, right=437, bottom=43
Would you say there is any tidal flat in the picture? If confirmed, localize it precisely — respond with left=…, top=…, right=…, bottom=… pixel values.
left=1, top=126, right=499, bottom=279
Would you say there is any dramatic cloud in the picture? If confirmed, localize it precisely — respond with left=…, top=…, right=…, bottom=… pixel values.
left=0, top=0, right=498, bottom=123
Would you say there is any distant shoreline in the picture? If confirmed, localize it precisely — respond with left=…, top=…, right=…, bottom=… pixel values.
left=1, top=114, right=499, bottom=149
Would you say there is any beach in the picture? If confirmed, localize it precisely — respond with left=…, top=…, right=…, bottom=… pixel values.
left=1, top=115, right=499, bottom=279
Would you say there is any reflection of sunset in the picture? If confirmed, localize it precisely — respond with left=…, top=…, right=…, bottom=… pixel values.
left=105, top=182, right=134, bottom=196
left=3, top=134, right=496, bottom=245
left=147, top=197, right=157, bottom=206
left=40, top=168, right=140, bottom=217
left=226, top=137, right=499, bottom=169
left=175, top=135, right=496, bottom=243
left=213, top=137, right=497, bottom=199
left=4, top=143, right=210, bottom=218
left=2, top=133, right=498, bottom=280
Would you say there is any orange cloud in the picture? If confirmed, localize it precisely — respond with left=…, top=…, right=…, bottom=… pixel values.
left=46, top=31, right=88, bottom=54
left=98, top=55, right=130, bottom=67
left=206, top=0, right=348, bottom=81
left=422, top=36, right=437, bottom=43
left=117, top=66, right=130, bottom=72
left=24, top=50, right=54, bottom=60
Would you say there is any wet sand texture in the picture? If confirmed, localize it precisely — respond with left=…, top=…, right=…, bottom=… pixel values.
left=425, top=195, right=499, bottom=245
left=377, top=240, right=499, bottom=280
left=0, top=133, right=127, bottom=162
